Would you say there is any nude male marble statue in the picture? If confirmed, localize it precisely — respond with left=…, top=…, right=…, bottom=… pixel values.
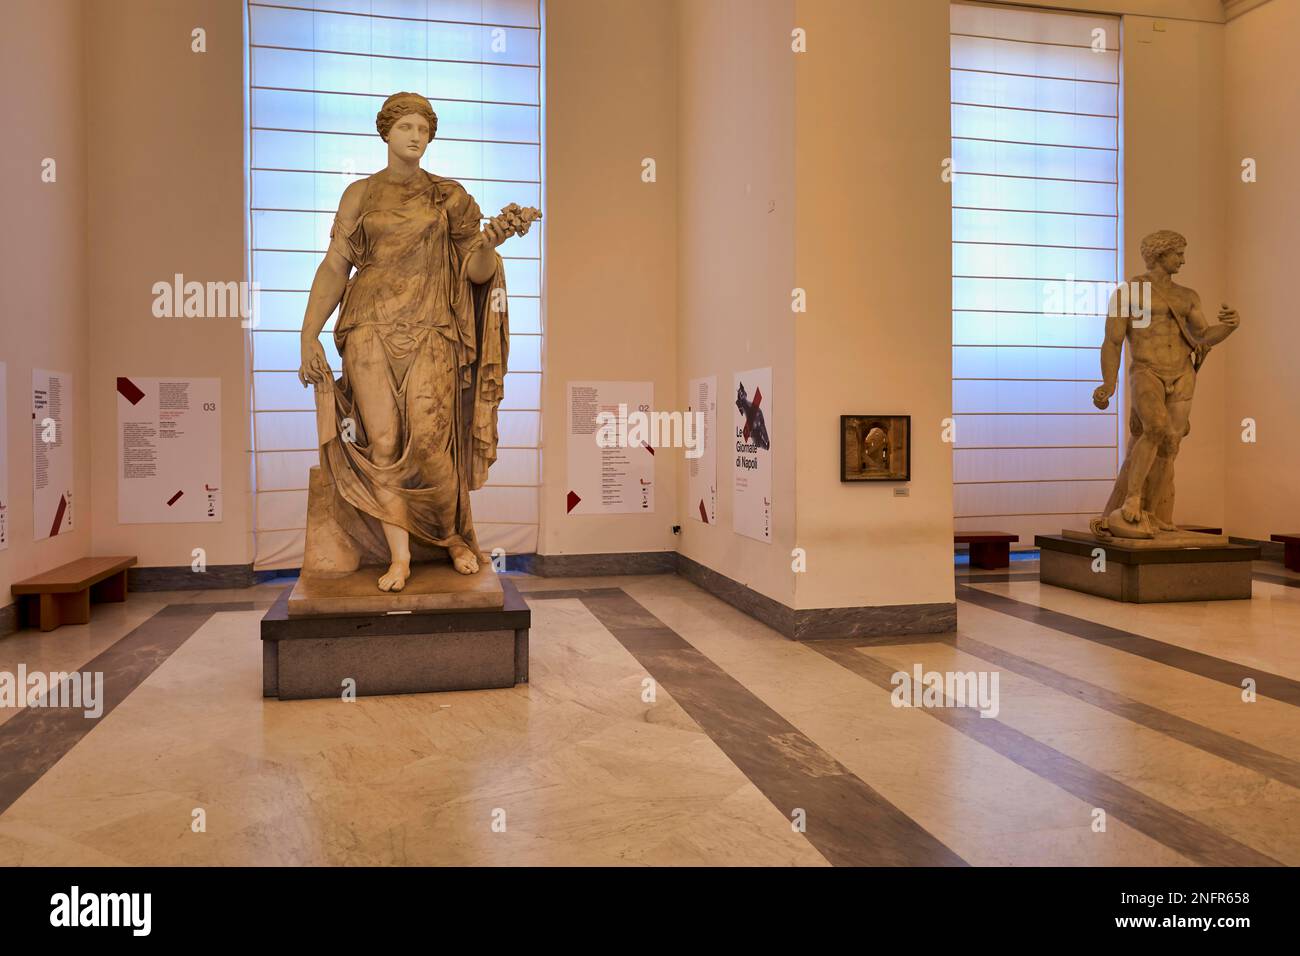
left=1089, top=230, right=1240, bottom=539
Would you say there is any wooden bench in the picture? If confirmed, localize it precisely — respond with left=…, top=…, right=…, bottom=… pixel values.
left=11, top=556, right=137, bottom=632
left=954, top=532, right=1019, bottom=570
left=1270, top=534, right=1300, bottom=572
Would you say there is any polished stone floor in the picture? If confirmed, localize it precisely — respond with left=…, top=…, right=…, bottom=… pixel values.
left=0, top=558, right=1297, bottom=866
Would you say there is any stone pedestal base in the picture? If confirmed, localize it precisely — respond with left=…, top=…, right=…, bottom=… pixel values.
left=287, top=561, right=504, bottom=617
left=1036, top=534, right=1259, bottom=603
left=1063, top=528, right=1230, bottom=548
left=261, top=578, right=530, bottom=700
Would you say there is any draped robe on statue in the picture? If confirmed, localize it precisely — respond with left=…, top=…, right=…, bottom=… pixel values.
left=302, top=169, right=508, bottom=574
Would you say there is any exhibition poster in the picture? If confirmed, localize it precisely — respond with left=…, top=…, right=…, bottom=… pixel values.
left=687, top=375, right=716, bottom=524
left=0, top=362, right=8, bottom=550
left=733, top=367, right=772, bottom=543
left=117, top=376, right=222, bottom=524
left=32, top=368, right=73, bottom=540
left=566, top=380, right=655, bottom=515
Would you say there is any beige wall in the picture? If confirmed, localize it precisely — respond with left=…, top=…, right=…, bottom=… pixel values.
left=1224, top=0, right=1300, bottom=538
left=791, top=0, right=956, bottom=610
left=674, top=0, right=798, bottom=606
left=1122, top=14, right=1229, bottom=528
left=84, top=0, right=252, bottom=571
left=0, top=0, right=92, bottom=606
left=540, top=0, right=680, bottom=557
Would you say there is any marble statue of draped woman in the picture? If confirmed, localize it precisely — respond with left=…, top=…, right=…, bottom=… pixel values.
left=298, top=92, right=536, bottom=592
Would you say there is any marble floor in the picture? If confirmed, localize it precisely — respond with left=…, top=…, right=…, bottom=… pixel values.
left=0, top=558, right=1297, bottom=866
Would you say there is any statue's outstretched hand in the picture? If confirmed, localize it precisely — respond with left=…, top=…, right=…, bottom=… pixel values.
left=1092, top=382, right=1114, bottom=410
left=1218, top=303, right=1240, bottom=329
left=483, top=203, right=542, bottom=248
left=299, top=338, right=331, bottom=387
left=482, top=218, right=509, bottom=248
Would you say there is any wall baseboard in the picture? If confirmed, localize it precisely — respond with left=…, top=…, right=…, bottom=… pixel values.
left=112, top=552, right=681, bottom=588
left=514, top=551, right=677, bottom=577
left=793, top=600, right=957, bottom=641
left=11, top=550, right=954, bottom=642
left=129, top=564, right=258, bottom=591
left=674, top=553, right=956, bottom=641
left=673, top=553, right=797, bottom=634
left=121, top=553, right=682, bottom=589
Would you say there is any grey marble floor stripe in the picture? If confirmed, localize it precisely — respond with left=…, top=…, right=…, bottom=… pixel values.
left=811, top=641, right=1281, bottom=867
left=0, top=601, right=254, bottom=818
left=957, top=584, right=1300, bottom=708
left=555, top=588, right=966, bottom=866
left=944, top=634, right=1300, bottom=790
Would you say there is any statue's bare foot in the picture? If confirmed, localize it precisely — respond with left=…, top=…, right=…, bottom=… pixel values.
left=1121, top=494, right=1143, bottom=524
left=1153, top=516, right=1178, bottom=532
left=378, top=559, right=411, bottom=591
left=449, top=543, right=479, bottom=575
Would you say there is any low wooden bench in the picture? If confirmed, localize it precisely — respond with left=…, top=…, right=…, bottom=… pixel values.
left=954, top=531, right=1020, bottom=570
left=11, top=556, right=137, bottom=632
left=1270, top=534, right=1300, bottom=572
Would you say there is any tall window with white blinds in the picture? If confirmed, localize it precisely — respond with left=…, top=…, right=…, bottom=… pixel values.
left=950, top=1, right=1122, bottom=547
left=245, top=0, right=543, bottom=569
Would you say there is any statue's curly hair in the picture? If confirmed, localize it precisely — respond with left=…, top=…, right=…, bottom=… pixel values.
left=375, top=92, right=438, bottom=142
left=1139, top=229, right=1187, bottom=267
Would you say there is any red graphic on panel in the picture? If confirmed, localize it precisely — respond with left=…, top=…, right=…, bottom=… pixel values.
left=49, top=495, right=67, bottom=537
left=167, top=490, right=184, bottom=506
left=116, top=377, right=146, bottom=405
left=642, top=442, right=654, bottom=455
left=698, top=500, right=709, bottom=523
left=566, top=491, right=581, bottom=514
left=742, top=387, right=763, bottom=442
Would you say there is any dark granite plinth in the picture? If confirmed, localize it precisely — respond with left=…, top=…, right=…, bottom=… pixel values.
left=261, top=578, right=530, bottom=700
left=1036, top=535, right=1259, bottom=603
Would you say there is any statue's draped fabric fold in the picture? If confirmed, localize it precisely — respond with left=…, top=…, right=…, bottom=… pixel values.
left=314, top=170, right=508, bottom=559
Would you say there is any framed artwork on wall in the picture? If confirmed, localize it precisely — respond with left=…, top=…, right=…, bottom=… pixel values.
left=840, top=414, right=910, bottom=482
